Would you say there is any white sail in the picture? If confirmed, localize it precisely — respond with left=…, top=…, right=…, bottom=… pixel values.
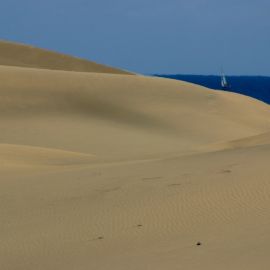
left=221, top=73, right=228, bottom=88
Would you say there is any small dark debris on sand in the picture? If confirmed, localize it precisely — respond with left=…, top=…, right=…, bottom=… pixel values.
left=222, top=169, right=232, bottom=174
left=137, top=224, right=143, bottom=227
left=196, top=242, right=202, bottom=246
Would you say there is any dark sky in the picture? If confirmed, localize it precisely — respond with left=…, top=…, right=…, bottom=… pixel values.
left=1, top=0, right=269, bottom=75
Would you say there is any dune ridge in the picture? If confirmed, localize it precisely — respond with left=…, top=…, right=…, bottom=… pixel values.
left=0, top=40, right=132, bottom=74
left=0, top=143, right=94, bottom=167
left=1, top=41, right=270, bottom=270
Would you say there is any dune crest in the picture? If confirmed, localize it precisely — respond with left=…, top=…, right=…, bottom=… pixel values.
left=0, top=143, right=94, bottom=167
left=0, top=40, right=132, bottom=74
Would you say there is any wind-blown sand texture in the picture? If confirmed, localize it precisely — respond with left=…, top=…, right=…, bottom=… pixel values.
left=1, top=41, right=270, bottom=270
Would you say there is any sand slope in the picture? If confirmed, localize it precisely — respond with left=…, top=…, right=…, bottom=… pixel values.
left=1, top=42, right=270, bottom=270
left=0, top=40, right=132, bottom=74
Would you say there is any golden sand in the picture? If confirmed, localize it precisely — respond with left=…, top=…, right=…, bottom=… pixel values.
left=1, top=41, right=270, bottom=270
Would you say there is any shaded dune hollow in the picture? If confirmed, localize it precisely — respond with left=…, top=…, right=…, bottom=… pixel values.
left=1, top=41, right=270, bottom=270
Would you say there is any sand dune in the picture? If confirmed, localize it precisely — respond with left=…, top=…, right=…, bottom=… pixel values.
left=1, top=42, right=270, bottom=270
left=202, top=131, right=270, bottom=152
left=0, top=40, right=132, bottom=74
left=0, top=143, right=94, bottom=168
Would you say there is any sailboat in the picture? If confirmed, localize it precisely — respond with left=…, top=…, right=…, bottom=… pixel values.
left=221, top=72, right=230, bottom=90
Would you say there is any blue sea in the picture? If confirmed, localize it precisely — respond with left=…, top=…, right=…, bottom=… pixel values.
left=154, top=74, right=270, bottom=104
